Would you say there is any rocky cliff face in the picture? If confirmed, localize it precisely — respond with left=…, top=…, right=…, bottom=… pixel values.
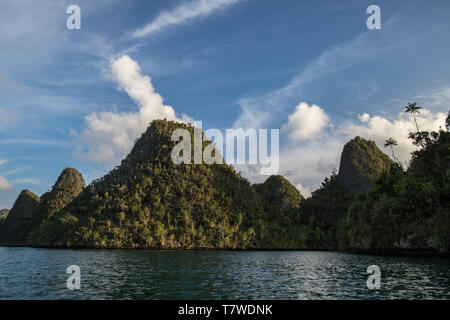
left=338, top=136, right=392, bottom=194
left=254, top=175, right=303, bottom=209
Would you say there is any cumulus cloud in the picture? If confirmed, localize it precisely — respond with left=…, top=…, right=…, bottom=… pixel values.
left=276, top=136, right=343, bottom=197
left=0, top=176, right=13, bottom=192
left=76, top=55, right=186, bottom=163
left=133, top=0, right=241, bottom=37
left=240, top=107, right=446, bottom=198
left=282, top=102, right=329, bottom=141
left=339, top=109, right=447, bottom=166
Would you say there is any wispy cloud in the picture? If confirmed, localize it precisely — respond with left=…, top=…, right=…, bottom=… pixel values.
left=1, top=166, right=32, bottom=176
left=0, top=176, right=13, bottom=192
left=133, top=0, right=241, bottom=38
left=233, top=19, right=398, bottom=129
left=11, top=178, right=41, bottom=186
left=0, top=139, right=67, bottom=146
left=415, top=86, right=450, bottom=110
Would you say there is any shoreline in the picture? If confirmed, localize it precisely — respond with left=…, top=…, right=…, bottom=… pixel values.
left=1, top=244, right=448, bottom=259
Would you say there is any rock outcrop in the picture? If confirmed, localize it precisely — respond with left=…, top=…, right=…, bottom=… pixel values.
left=39, top=167, right=85, bottom=220
left=0, top=168, right=85, bottom=245
left=254, top=175, right=303, bottom=209
left=338, top=136, right=392, bottom=194
left=0, top=209, right=9, bottom=221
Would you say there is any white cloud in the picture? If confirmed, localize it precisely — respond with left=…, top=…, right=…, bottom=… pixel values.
left=133, top=0, right=241, bottom=38
left=0, top=176, right=13, bottom=192
left=0, top=159, right=7, bottom=166
left=276, top=137, right=343, bottom=196
left=282, top=102, right=329, bottom=141
left=358, top=113, right=370, bottom=123
left=76, top=55, right=186, bottom=163
left=240, top=107, right=446, bottom=197
left=296, top=182, right=311, bottom=199
left=339, top=109, right=446, bottom=166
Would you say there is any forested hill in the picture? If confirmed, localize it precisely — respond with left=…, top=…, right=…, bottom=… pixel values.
left=0, top=113, right=449, bottom=255
left=1, top=120, right=306, bottom=249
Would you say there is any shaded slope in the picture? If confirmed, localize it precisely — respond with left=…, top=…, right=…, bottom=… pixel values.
left=254, top=175, right=303, bottom=209
left=297, top=172, right=354, bottom=249
left=0, top=168, right=85, bottom=245
left=338, top=136, right=393, bottom=194
left=0, top=190, right=40, bottom=245
left=347, top=130, right=450, bottom=254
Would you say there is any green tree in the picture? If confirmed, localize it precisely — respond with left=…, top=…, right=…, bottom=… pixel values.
left=446, top=111, right=449, bottom=131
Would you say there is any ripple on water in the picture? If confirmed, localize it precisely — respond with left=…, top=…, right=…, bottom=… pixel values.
left=0, top=248, right=448, bottom=299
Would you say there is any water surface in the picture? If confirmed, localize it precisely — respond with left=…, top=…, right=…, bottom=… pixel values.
left=0, top=247, right=448, bottom=299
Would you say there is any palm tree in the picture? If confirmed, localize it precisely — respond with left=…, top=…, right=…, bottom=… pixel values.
left=384, top=137, right=398, bottom=162
left=404, top=102, right=422, bottom=132
left=446, top=110, right=449, bottom=131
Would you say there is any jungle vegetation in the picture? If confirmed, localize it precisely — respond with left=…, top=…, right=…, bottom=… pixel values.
left=0, top=106, right=448, bottom=254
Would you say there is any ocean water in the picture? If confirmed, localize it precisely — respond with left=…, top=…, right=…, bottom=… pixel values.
left=0, top=247, right=448, bottom=300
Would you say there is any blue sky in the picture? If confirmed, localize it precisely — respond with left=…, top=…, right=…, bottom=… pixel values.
left=0, top=0, right=449, bottom=207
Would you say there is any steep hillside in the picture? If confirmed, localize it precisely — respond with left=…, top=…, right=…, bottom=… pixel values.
left=27, top=168, right=85, bottom=242
left=33, top=120, right=294, bottom=249
left=254, top=175, right=303, bottom=209
left=338, top=136, right=393, bottom=194
left=0, top=190, right=40, bottom=245
left=347, top=129, right=450, bottom=254
left=0, top=168, right=85, bottom=245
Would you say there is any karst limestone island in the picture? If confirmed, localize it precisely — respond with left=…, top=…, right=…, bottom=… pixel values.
left=0, top=117, right=449, bottom=255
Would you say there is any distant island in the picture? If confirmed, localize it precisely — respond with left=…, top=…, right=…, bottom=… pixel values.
left=0, top=105, right=449, bottom=257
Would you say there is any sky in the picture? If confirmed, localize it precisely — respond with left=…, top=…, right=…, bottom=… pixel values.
left=0, top=0, right=449, bottom=208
